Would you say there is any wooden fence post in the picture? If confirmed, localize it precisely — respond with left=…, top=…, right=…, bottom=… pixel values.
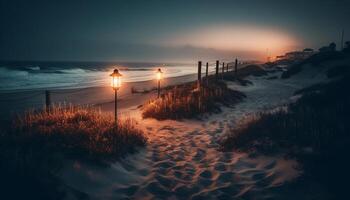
left=197, top=61, right=202, bottom=111
left=226, top=63, right=229, bottom=72
left=197, top=61, right=202, bottom=87
left=222, top=62, right=225, bottom=80
left=205, top=62, right=209, bottom=85
left=215, top=60, right=219, bottom=80
left=45, top=90, right=51, bottom=112
left=235, top=58, right=238, bottom=74
left=222, top=62, right=225, bottom=73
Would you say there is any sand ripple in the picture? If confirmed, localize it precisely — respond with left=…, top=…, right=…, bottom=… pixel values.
left=61, top=119, right=300, bottom=199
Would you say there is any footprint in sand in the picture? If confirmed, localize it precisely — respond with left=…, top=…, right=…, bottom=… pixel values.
left=114, top=185, right=139, bottom=197
left=143, top=181, right=170, bottom=196
left=154, top=174, right=173, bottom=188
left=199, top=169, right=213, bottom=179
left=217, top=171, right=235, bottom=183
left=213, top=162, right=227, bottom=172
left=154, top=160, right=175, bottom=169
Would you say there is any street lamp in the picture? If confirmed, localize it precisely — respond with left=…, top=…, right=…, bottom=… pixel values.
left=156, top=68, right=163, bottom=98
left=110, top=69, right=122, bottom=123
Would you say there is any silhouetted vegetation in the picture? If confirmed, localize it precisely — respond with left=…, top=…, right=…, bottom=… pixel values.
left=142, top=81, right=245, bottom=120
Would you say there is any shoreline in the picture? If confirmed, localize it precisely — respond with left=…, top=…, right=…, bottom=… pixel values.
left=0, top=73, right=198, bottom=119
left=0, top=72, right=198, bottom=94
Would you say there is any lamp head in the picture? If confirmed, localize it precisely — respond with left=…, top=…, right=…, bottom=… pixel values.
left=157, top=68, right=163, bottom=80
left=110, top=69, right=122, bottom=90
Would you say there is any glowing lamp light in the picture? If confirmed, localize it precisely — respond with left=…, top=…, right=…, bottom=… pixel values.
left=156, top=68, right=163, bottom=80
left=110, top=69, right=122, bottom=90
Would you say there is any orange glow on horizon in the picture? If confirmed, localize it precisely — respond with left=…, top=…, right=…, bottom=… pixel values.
left=155, top=25, right=300, bottom=59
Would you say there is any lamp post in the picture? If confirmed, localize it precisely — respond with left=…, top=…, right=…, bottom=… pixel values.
left=110, top=69, right=122, bottom=124
left=156, top=68, right=163, bottom=98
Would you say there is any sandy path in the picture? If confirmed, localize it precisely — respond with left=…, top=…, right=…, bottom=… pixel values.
left=60, top=69, right=329, bottom=200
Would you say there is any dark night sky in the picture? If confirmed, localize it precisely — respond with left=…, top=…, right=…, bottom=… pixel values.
left=1, top=0, right=349, bottom=62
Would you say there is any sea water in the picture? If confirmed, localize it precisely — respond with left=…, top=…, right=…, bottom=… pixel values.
left=0, top=61, right=197, bottom=91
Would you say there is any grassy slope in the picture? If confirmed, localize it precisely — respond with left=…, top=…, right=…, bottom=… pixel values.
left=142, top=64, right=266, bottom=120
left=0, top=105, right=146, bottom=200
left=221, top=50, right=350, bottom=198
left=142, top=81, right=245, bottom=120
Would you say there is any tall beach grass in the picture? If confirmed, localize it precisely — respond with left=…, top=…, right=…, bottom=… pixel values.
left=221, top=71, right=350, bottom=199
left=142, top=81, right=245, bottom=120
left=11, top=104, right=147, bottom=159
left=0, top=104, right=146, bottom=199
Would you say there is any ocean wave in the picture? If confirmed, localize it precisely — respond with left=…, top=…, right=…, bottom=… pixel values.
left=0, top=63, right=196, bottom=91
left=1, top=66, right=167, bottom=74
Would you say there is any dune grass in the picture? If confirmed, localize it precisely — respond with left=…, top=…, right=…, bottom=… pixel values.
left=142, top=81, right=245, bottom=120
left=221, top=72, right=350, bottom=198
left=221, top=75, right=350, bottom=153
left=0, top=104, right=146, bottom=199
left=11, top=104, right=146, bottom=159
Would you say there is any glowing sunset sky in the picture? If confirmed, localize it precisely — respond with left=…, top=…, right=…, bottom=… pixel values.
left=153, top=25, right=299, bottom=57
left=0, top=0, right=349, bottom=62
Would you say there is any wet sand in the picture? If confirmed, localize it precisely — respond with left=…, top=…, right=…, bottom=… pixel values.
left=0, top=73, right=198, bottom=119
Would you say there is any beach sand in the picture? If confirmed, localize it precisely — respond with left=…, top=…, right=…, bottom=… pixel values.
left=58, top=64, right=332, bottom=199
left=1, top=63, right=333, bottom=199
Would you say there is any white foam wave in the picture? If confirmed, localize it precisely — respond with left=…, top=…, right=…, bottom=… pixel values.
left=0, top=64, right=196, bottom=91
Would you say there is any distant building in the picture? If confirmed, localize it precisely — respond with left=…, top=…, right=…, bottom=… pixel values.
left=276, top=48, right=314, bottom=61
